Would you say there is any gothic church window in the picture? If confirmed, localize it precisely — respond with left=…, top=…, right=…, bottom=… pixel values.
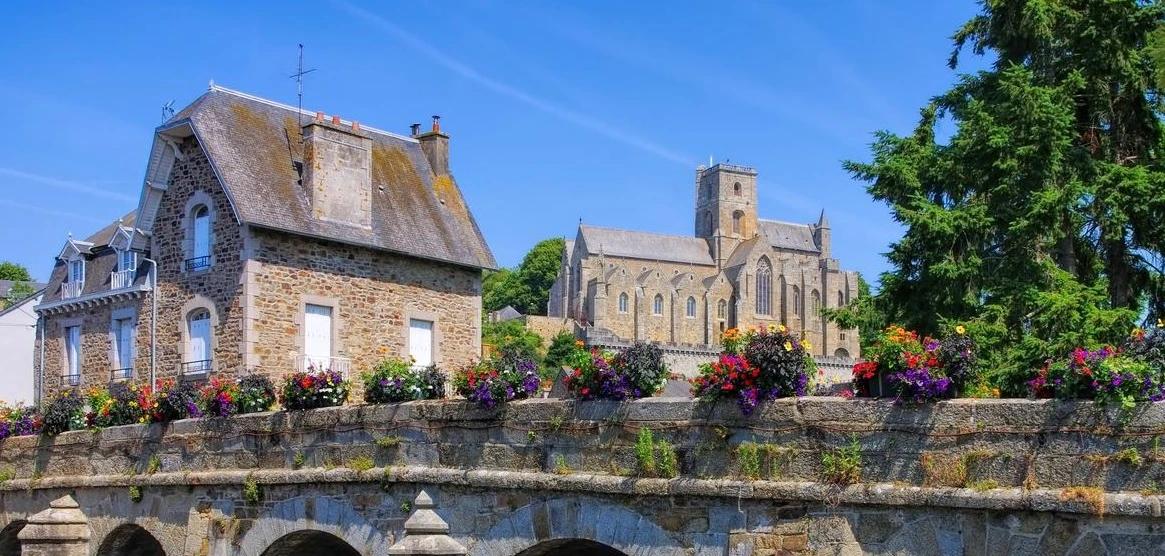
left=811, top=290, right=821, bottom=316
left=717, top=299, right=726, bottom=319
left=618, top=293, right=629, bottom=314
left=792, top=286, right=801, bottom=316
left=838, top=291, right=844, bottom=308
left=653, top=294, right=663, bottom=316
left=732, top=210, right=743, bottom=234
left=755, top=259, right=772, bottom=316
left=686, top=297, right=696, bottom=318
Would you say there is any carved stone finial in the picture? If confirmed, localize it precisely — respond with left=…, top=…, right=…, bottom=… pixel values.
left=387, top=490, right=466, bottom=555
left=18, top=495, right=91, bottom=551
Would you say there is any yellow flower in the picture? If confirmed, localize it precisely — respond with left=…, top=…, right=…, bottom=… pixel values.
left=778, top=325, right=787, bottom=333
left=784, top=341, right=793, bottom=352
left=574, top=340, right=585, bottom=347
left=1159, top=318, right=1164, bottom=329
left=955, top=325, right=966, bottom=335
left=767, top=323, right=777, bottom=333
left=803, top=340, right=812, bottom=350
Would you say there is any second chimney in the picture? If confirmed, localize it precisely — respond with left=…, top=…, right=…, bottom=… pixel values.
left=415, top=115, right=449, bottom=175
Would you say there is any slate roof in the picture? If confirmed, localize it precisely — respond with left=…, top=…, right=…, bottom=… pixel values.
left=758, top=219, right=820, bottom=253
left=0, top=281, right=46, bottom=298
left=578, top=225, right=714, bottom=266
left=153, top=86, right=495, bottom=270
left=493, top=306, right=523, bottom=321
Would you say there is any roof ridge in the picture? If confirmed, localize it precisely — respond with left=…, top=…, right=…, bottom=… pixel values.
left=757, top=217, right=812, bottom=228
left=580, top=224, right=707, bottom=242
left=208, top=84, right=419, bottom=143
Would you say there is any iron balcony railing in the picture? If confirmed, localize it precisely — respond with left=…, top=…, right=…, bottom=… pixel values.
left=184, top=256, right=210, bottom=272
left=181, top=359, right=213, bottom=376
left=61, top=281, right=83, bottom=299
left=294, top=354, right=351, bottom=378
left=62, top=374, right=81, bottom=387
left=110, top=367, right=133, bottom=381
left=110, top=269, right=135, bottom=290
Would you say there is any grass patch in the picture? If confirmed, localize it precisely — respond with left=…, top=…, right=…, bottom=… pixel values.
left=658, top=440, right=678, bottom=479
left=1060, top=486, right=1105, bottom=516
left=0, top=469, right=14, bottom=482
left=242, top=474, right=262, bottom=504
left=292, top=451, right=305, bottom=469
left=822, top=436, right=862, bottom=485
left=553, top=454, right=572, bottom=475
left=147, top=455, right=161, bottom=475
left=738, top=441, right=761, bottom=480
left=128, top=486, right=143, bottom=503
left=968, top=479, right=999, bottom=492
left=921, top=449, right=995, bottom=488
left=636, top=428, right=657, bottom=476
left=375, top=436, right=401, bottom=449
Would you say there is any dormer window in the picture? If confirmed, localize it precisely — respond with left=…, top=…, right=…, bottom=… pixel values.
left=118, top=249, right=137, bottom=273
left=62, top=257, right=85, bottom=299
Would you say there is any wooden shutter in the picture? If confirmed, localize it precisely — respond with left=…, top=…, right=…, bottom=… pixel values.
left=408, top=319, right=433, bottom=367
left=304, top=304, right=333, bottom=367
left=117, top=319, right=134, bottom=369
left=193, top=212, right=210, bottom=259
left=189, top=316, right=210, bottom=362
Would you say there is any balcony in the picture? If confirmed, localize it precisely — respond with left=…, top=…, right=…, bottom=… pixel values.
left=184, top=256, right=210, bottom=272
left=61, top=281, right=83, bottom=300
left=181, top=359, right=213, bottom=378
left=295, top=354, right=351, bottom=377
left=110, top=269, right=135, bottom=290
left=62, top=374, right=80, bottom=387
left=110, top=367, right=133, bottom=382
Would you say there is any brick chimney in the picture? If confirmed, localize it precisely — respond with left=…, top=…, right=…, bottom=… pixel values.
left=415, top=115, right=449, bottom=175
left=302, top=113, right=373, bottom=228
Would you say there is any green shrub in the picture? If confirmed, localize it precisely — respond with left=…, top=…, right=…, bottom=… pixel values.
left=543, top=331, right=578, bottom=375
left=636, top=428, right=657, bottom=476
left=613, top=342, right=669, bottom=397
left=40, top=389, right=85, bottom=436
left=362, top=356, right=446, bottom=404
left=822, top=436, right=862, bottom=484
left=657, top=440, right=678, bottom=479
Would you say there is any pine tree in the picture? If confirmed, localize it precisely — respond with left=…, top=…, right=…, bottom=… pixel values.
left=847, top=0, right=1165, bottom=394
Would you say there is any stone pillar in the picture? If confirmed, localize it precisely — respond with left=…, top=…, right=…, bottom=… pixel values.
left=17, top=495, right=90, bottom=556
left=388, top=490, right=466, bottom=555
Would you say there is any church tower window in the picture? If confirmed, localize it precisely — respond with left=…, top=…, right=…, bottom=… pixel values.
left=811, top=290, right=821, bottom=317
left=733, top=182, right=742, bottom=196
left=837, top=291, right=844, bottom=308
left=618, top=293, right=629, bottom=314
left=732, top=210, right=744, bottom=235
left=652, top=295, right=664, bottom=316
left=756, top=258, right=772, bottom=316
left=686, top=297, right=696, bottom=318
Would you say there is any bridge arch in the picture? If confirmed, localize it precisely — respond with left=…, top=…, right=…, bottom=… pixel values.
left=0, top=519, right=26, bottom=556
left=515, top=539, right=627, bottom=555
left=96, top=524, right=165, bottom=556
left=469, top=498, right=686, bottom=556
left=235, top=496, right=390, bottom=556
left=260, top=530, right=361, bottom=556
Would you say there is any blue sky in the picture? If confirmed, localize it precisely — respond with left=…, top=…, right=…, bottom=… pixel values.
left=0, top=1, right=984, bottom=284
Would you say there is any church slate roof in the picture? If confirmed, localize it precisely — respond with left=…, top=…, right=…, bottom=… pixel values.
left=758, top=219, right=820, bottom=253
left=578, top=225, right=714, bottom=266
left=150, top=86, right=496, bottom=270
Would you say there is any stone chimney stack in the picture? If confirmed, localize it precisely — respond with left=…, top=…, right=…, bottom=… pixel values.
left=302, top=112, right=373, bottom=228
left=416, top=115, right=450, bottom=176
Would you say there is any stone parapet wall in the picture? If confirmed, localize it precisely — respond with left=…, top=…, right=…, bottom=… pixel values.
left=3, top=398, right=1164, bottom=498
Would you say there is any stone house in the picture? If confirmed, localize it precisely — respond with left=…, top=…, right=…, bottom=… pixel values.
left=35, top=85, right=495, bottom=398
left=548, top=163, right=861, bottom=359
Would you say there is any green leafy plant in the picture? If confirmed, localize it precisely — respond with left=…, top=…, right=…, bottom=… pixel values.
left=543, top=331, right=578, bottom=375
left=147, top=455, right=161, bottom=475
left=400, top=500, right=412, bottom=514
left=0, top=469, right=14, bottom=482
left=375, top=436, right=401, bottom=449
left=821, top=436, right=862, bottom=485
left=612, top=342, right=669, bottom=396
left=236, top=375, right=277, bottom=414
left=128, top=486, right=143, bottom=503
left=242, top=474, right=261, bottom=504
left=292, top=451, right=305, bottom=468
left=635, top=428, right=657, bottom=476
left=553, top=454, right=572, bottom=475
left=738, top=441, right=761, bottom=480
left=362, top=354, right=446, bottom=403
left=349, top=456, right=374, bottom=472
left=657, top=440, right=678, bottom=479
left=526, top=429, right=537, bottom=442
left=1115, top=447, right=1144, bottom=467
left=39, top=388, right=85, bottom=436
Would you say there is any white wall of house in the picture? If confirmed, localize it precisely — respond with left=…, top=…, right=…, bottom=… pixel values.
left=0, top=292, right=43, bottom=405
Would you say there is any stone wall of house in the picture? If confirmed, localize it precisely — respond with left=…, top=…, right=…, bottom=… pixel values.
left=1, top=398, right=1164, bottom=555
left=522, top=316, right=576, bottom=344
left=248, top=229, right=482, bottom=381
left=150, top=138, right=246, bottom=380
left=36, top=295, right=151, bottom=397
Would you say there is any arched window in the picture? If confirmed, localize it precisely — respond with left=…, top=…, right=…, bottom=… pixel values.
left=652, top=294, right=663, bottom=316
left=755, top=258, right=772, bottom=315
left=686, top=296, right=696, bottom=318
left=185, top=308, right=212, bottom=375
left=187, top=205, right=211, bottom=271
left=732, top=210, right=743, bottom=234
left=618, top=292, right=629, bottom=314
left=792, top=286, right=801, bottom=316
left=811, top=290, right=821, bottom=316
left=717, top=299, right=727, bottom=319
left=838, top=291, right=844, bottom=307
left=733, top=181, right=742, bottom=196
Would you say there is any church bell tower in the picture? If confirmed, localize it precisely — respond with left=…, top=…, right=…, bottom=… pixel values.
left=694, top=163, right=758, bottom=267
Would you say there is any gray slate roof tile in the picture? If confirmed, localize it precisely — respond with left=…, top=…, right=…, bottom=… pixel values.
left=578, top=225, right=714, bottom=266
left=758, top=219, right=820, bottom=253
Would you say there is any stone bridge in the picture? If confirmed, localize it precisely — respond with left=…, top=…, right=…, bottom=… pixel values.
left=2, top=398, right=1165, bottom=555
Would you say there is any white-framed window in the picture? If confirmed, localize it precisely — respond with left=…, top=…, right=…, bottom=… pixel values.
left=111, top=317, right=134, bottom=380
left=185, top=309, right=212, bottom=373
left=756, top=258, right=772, bottom=316
left=118, top=250, right=137, bottom=273
left=652, top=295, right=663, bottom=316
left=304, top=304, right=333, bottom=368
left=686, top=296, right=696, bottom=318
left=409, top=319, right=434, bottom=367
left=64, top=325, right=81, bottom=382
left=186, top=204, right=211, bottom=272
left=617, top=292, right=629, bottom=314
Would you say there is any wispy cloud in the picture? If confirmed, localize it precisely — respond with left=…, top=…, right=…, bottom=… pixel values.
left=333, top=1, right=695, bottom=167
left=0, top=167, right=136, bottom=202
left=0, top=198, right=110, bottom=225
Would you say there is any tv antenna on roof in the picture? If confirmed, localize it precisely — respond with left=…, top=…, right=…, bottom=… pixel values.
left=161, top=100, right=174, bottom=122
left=289, top=43, right=317, bottom=129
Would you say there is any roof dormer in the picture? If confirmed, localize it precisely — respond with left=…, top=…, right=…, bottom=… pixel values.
left=57, top=237, right=94, bottom=261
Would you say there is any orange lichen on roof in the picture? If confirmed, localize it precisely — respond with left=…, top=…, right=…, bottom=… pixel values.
left=227, top=102, right=301, bottom=202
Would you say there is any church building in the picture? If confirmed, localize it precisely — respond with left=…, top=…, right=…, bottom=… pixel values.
left=548, top=163, right=860, bottom=358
